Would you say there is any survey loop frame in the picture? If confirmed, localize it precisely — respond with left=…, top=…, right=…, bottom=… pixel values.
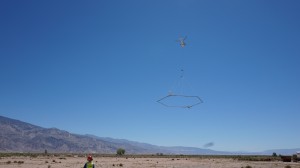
left=157, top=94, right=203, bottom=109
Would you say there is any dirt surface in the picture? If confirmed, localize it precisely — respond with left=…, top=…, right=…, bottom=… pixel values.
left=1, top=156, right=300, bottom=168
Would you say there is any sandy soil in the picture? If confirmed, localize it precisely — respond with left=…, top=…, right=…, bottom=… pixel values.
left=0, top=156, right=300, bottom=168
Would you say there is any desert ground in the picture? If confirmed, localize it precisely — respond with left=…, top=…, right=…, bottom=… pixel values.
left=0, top=155, right=299, bottom=168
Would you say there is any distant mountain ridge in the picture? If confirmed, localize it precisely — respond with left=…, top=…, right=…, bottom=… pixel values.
left=0, top=115, right=298, bottom=155
left=0, top=116, right=150, bottom=154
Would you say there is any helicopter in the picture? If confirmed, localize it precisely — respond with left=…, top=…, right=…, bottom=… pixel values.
left=176, top=36, right=187, bottom=48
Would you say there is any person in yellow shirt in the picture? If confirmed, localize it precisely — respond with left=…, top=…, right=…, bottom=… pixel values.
left=83, top=155, right=94, bottom=168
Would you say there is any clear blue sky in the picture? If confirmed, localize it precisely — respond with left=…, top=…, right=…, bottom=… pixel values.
left=1, top=0, right=299, bottom=152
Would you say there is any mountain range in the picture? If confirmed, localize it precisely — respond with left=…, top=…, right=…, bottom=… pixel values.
left=0, top=115, right=298, bottom=155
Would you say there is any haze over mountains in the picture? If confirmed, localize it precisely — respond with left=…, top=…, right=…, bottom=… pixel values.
left=0, top=115, right=298, bottom=155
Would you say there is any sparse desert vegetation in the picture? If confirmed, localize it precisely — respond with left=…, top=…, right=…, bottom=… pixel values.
left=0, top=153, right=299, bottom=168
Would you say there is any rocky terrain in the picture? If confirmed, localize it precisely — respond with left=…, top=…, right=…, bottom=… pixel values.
left=0, top=155, right=300, bottom=168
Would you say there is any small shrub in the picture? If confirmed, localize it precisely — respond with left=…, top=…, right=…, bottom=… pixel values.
left=45, top=161, right=48, bottom=163
left=18, top=161, right=24, bottom=164
left=245, top=166, right=252, bottom=168
left=48, top=165, right=51, bottom=168
left=292, top=154, right=298, bottom=162
left=112, top=164, right=115, bottom=166
left=14, top=161, right=18, bottom=163
left=119, top=163, right=123, bottom=167
left=116, top=148, right=125, bottom=155
left=281, top=156, right=292, bottom=162
left=6, top=161, right=11, bottom=164
left=285, top=165, right=291, bottom=168
left=52, top=160, right=56, bottom=163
